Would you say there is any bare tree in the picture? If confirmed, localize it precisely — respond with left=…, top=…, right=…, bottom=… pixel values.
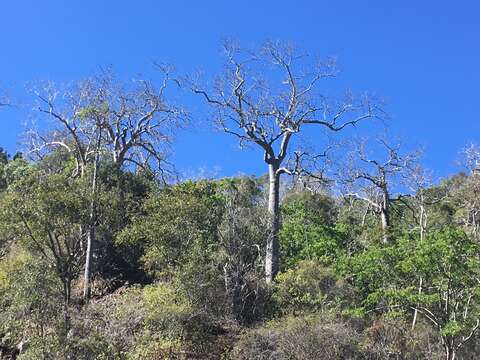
left=343, top=138, right=419, bottom=244
left=30, top=69, right=185, bottom=176
left=401, top=164, right=436, bottom=330
left=462, top=143, right=480, bottom=176
left=29, top=69, right=186, bottom=299
left=451, top=143, right=480, bottom=240
left=193, top=41, right=382, bottom=282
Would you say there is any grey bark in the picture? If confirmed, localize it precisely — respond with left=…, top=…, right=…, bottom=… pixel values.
left=32, top=73, right=184, bottom=301
left=412, top=202, right=426, bottom=330
left=345, top=139, right=419, bottom=245
left=83, top=130, right=101, bottom=301
left=266, top=163, right=281, bottom=283
left=380, top=188, right=390, bottom=244
left=193, top=41, right=380, bottom=282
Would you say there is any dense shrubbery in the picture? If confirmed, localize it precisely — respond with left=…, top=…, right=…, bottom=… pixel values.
left=2, top=148, right=480, bottom=359
left=232, top=313, right=362, bottom=360
left=273, top=260, right=349, bottom=314
left=232, top=313, right=447, bottom=360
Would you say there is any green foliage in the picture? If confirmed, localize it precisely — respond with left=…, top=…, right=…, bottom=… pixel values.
left=0, top=155, right=31, bottom=192
left=118, top=177, right=271, bottom=323
left=337, top=244, right=399, bottom=307
left=88, top=161, right=155, bottom=289
left=0, top=170, right=90, bottom=304
left=280, top=191, right=348, bottom=269
left=341, top=227, right=480, bottom=355
left=143, top=282, right=193, bottom=331
left=119, top=180, right=224, bottom=276
left=0, top=251, right=64, bottom=358
left=129, top=338, right=182, bottom=360
left=76, top=102, right=110, bottom=119
left=273, top=260, right=347, bottom=314
left=3, top=135, right=480, bottom=359
left=76, top=281, right=225, bottom=359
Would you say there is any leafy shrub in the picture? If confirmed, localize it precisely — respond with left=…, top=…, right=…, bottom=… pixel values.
left=273, top=260, right=349, bottom=314
left=0, top=251, right=65, bottom=358
left=280, top=192, right=348, bottom=269
left=231, top=313, right=362, bottom=360
left=77, top=281, right=233, bottom=359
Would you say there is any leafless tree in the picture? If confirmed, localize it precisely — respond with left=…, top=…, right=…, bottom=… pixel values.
left=462, top=143, right=480, bottom=176
left=30, top=68, right=185, bottom=177
left=192, top=40, right=382, bottom=282
left=451, top=143, right=480, bottom=240
left=343, top=138, right=420, bottom=244
left=28, top=69, right=186, bottom=300
left=401, top=164, right=436, bottom=329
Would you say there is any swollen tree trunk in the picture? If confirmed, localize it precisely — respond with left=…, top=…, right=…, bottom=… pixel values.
left=265, top=163, right=280, bottom=283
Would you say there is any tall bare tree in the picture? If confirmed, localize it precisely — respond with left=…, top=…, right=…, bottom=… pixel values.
left=446, top=143, right=480, bottom=241
left=343, top=138, right=419, bottom=244
left=29, top=69, right=186, bottom=299
left=193, top=41, right=382, bottom=282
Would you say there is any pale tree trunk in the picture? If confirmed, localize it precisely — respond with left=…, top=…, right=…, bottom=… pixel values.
left=265, top=163, right=280, bottom=283
left=411, top=277, right=423, bottom=330
left=412, top=202, right=426, bottom=330
left=83, top=131, right=101, bottom=301
left=380, top=189, right=390, bottom=244
left=444, top=340, right=456, bottom=360
left=412, top=201, right=427, bottom=330
left=83, top=213, right=95, bottom=300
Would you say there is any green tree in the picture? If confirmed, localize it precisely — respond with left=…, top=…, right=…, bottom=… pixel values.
left=0, top=171, right=89, bottom=305
left=280, top=191, right=348, bottom=269
left=343, top=228, right=480, bottom=360
left=0, top=252, right=64, bottom=359
left=118, top=180, right=224, bottom=277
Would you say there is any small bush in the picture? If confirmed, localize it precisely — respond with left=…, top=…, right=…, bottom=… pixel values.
left=361, top=317, right=443, bottom=360
left=232, top=313, right=363, bottom=360
left=273, top=260, right=348, bottom=315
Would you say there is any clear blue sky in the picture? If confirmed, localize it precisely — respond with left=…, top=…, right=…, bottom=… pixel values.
left=1, top=1, right=479, bottom=179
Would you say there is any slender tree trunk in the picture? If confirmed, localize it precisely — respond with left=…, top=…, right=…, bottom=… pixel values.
left=65, top=277, right=71, bottom=305
left=265, top=163, right=280, bottom=283
left=83, top=179, right=96, bottom=300
left=63, top=277, right=71, bottom=335
left=412, top=203, right=426, bottom=330
left=445, top=344, right=456, bottom=360
left=83, top=131, right=101, bottom=301
left=411, top=277, right=423, bottom=330
left=381, top=190, right=390, bottom=244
